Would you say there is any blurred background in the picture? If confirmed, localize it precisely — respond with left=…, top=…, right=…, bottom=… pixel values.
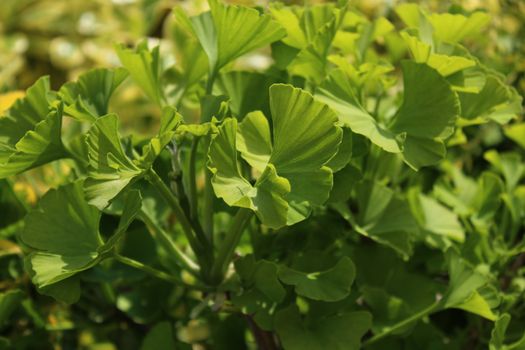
left=0, top=0, right=523, bottom=349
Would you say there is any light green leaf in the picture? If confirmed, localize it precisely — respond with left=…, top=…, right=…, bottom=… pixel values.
left=453, top=289, right=498, bottom=321
left=428, top=11, right=490, bottom=43
left=443, top=251, right=491, bottom=310
left=116, top=41, right=164, bottom=105
left=270, top=3, right=347, bottom=83
left=84, top=114, right=142, bottom=209
left=190, top=0, right=286, bottom=74
left=390, top=61, right=459, bottom=169
left=317, top=69, right=403, bottom=153
left=58, top=68, right=128, bottom=122
left=395, top=3, right=423, bottom=29
left=0, top=77, right=66, bottom=178
left=275, top=306, right=372, bottom=350
left=269, top=4, right=307, bottom=48
left=236, top=111, right=272, bottom=172
left=0, top=77, right=53, bottom=150
left=505, top=123, right=525, bottom=149
left=401, top=32, right=476, bottom=77
left=167, top=7, right=209, bottom=95
left=459, top=74, right=522, bottom=124
left=409, top=191, right=465, bottom=248
left=318, top=62, right=459, bottom=170
left=269, top=84, right=342, bottom=220
left=211, top=84, right=342, bottom=227
left=208, top=118, right=290, bottom=228
left=139, top=107, right=183, bottom=167
left=0, top=104, right=66, bottom=178
left=278, top=257, right=355, bottom=302
left=85, top=108, right=181, bottom=210
left=484, top=150, right=525, bottom=191
left=288, top=6, right=346, bottom=84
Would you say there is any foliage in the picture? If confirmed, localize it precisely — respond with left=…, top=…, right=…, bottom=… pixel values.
left=0, top=0, right=524, bottom=349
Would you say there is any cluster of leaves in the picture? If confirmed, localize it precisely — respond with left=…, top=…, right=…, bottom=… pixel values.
left=0, top=0, right=524, bottom=349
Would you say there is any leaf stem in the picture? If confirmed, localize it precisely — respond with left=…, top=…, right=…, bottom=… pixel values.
left=202, top=136, right=215, bottom=242
left=210, top=208, right=254, bottom=284
left=205, top=68, right=217, bottom=95
left=139, top=210, right=200, bottom=275
left=362, top=301, right=442, bottom=347
left=146, top=169, right=207, bottom=259
left=188, top=137, right=200, bottom=222
left=113, top=254, right=210, bottom=291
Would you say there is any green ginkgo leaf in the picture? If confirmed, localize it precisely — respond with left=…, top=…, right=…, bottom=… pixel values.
left=210, top=84, right=342, bottom=227
left=189, top=0, right=286, bottom=75
left=116, top=41, right=164, bottom=106
left=21, top=181, right=141, bottom=303
left=408, top=190, right=465, bottom=249
left=484, top=150, right=525, bottom=191
left=316, top=68, right=403, bottom=154
left=278, top=256, right=355, bottom=302
left=270, top=2, right=346, bottom=84
left=334, top=180, right=417, bottom=258
left=428, top=11, right=490, bottom=43
left=459, top=74, right=522, bottom=125
left=505, top=123, right=525, bottom=150
left=266, top=84, right=342, bottom=223
left=0, top=77, right=67, bottom=178
left=318, top=61, right=459, bottom=170
left=208, top=117, right=291, bottom=228
left=215, top=71, right=277, bottom=118
left=233, top=255, right=286, bottom=329
left=167, top=7, right=209, bottom=97
left=58, top=67, right=128, bottom=122
left=275, top=306, right=372, bottom=350
left=401, top=32, right=476, bottom=77
left=442, top=251, right=497, bottom=320
left=84, top=114, right=143, bottom=209
left=85, top=108, right=182, bottom=209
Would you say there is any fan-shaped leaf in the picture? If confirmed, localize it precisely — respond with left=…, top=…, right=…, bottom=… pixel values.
left=190, top=0, right=286, bottom=74
left=22, top=182, right=141, bottom=303
left=58, top=68, right=128, bottom=122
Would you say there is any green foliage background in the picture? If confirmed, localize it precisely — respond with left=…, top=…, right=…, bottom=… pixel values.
left=0, top=0, right=524, bottom=349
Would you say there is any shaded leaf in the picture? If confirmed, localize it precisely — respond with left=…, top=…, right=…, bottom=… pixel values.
left=278, top=256, right=355, bottom=302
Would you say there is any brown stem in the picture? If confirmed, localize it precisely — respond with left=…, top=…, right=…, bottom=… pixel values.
left=244, top=315, right=279, bottom=350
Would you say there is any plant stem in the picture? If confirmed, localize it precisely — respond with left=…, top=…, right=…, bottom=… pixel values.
left=201, top=67, right=218, bottom=241
left=362, top=301, right=442, bottom=347
left=188, top=137, right=200, bottom=222
left=205, top=68, right=217, bottom=95
left=210, top=208, right=254, bottom=284
left=139, top=210, right=200, bottom=275
left=146, top=169, right=207, bottom=258
left=202, top=136, right=215, bottom=242
left=244, top=315, right=279, bottom=350
left=114, top=254, right=210, bottom=291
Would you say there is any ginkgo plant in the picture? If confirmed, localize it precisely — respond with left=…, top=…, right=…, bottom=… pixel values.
left=1, top=0, right=524, bottom=349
